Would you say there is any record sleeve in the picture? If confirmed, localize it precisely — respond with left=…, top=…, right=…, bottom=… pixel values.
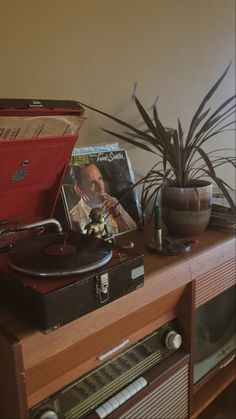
left=61, top=144, right=141, bottom=237
left=0, top=99, right=85, bottom=139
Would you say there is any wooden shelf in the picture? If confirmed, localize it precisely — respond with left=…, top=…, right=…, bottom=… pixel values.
left=0, top=228, right=235, bottom=418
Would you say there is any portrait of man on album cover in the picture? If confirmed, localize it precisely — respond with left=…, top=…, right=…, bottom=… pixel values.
left=61, top=146, right=140, bottom=236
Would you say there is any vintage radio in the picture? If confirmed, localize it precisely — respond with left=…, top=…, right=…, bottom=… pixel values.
left=29, top=319, right=189, bottom=419
left=0, top=99, right=144, bottom=332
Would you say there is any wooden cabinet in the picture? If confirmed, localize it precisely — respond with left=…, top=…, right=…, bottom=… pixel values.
left=0, top=228, right=235, bottom=419
left=191, top=253, right=236, bottom=418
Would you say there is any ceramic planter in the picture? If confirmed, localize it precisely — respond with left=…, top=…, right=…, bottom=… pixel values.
left=161, top=181, right=212, bottom=237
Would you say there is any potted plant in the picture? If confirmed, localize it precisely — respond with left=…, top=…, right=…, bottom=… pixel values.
left=81, top=63, right=235, bottom=236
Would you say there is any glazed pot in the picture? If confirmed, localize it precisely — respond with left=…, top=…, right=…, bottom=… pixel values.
left=161, top=181, right=212, bottom=237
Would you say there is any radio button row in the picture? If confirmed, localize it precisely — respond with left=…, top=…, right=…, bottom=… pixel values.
left=36, top=410, right=58, bottom=419
left=126, top=383, right=137, bottom=397
left=95, top=376, right=148, bottom=418
left=108, top=397, right=120, bottom=410
left=120, top=388, right=130, bottom=401
left=115, top=392, right=126, bottom=405
left=102, top=401, right=114, bottom=416
left=95, top=406, right=107, bottom=419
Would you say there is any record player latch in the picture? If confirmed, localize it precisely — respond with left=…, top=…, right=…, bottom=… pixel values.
left=96, top=273, right=110, bottom=304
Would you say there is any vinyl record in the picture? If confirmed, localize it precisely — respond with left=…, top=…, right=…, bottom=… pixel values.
left=7, top=232, right=112, bottom=277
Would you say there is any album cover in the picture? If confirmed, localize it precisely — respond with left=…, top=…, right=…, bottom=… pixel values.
left=61, top=144, right=140, bottom=236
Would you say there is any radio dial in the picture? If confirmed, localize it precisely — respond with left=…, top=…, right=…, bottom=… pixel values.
left=165, top=330, right=182, bottom=349
left=35, top=410, right=58, bottom=419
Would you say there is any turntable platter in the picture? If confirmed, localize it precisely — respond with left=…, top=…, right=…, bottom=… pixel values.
left=7, top=232, right=112, bottom=277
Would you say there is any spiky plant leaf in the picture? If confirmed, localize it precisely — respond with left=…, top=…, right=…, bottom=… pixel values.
left=194, top=146, right=216, bottom=176
left=195, top=95, right=236, bottom=140
left=201, top=169, right=235, bottom=212
left=185, top=62, right=232, bottom=145
left=79, top=101, right=159, bottom=144
left=101, top=128, right=157, bottom=154
left=134, top=96, right=161, bottom=142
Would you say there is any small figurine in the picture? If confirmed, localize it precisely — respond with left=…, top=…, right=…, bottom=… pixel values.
left=85, top=208, right=112, bottom=240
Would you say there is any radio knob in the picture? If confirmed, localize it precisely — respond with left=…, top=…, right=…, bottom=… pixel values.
left=36, top=410, right=58, bottom=419
left=165, top=330, right=182, bottom=349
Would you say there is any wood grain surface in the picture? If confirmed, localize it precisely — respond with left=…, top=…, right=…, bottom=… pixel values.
left=0, top=227, right=235, bottom=412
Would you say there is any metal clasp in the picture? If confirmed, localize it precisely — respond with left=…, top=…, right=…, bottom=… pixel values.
left=28, top=100, right=43, bottom=108
left=96, top=273, right=109, bottom=304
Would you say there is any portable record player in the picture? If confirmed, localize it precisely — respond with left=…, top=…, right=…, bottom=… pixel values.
left=0, top=99, right=144, bottom=332
left=0, top=232, right=144, bottom=332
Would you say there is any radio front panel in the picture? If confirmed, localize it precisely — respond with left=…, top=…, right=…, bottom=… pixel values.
left=119, top=363, right=189, bottom=419
left=30, top=319, right=183, bottom=419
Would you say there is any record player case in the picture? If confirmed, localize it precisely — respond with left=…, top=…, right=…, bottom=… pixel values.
left=0, top=240, right=144, bottom=332
left=0, top=99, right=144, bottom=332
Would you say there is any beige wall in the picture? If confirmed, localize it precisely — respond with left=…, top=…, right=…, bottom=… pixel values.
left=0, top=0, right=235, bottom=187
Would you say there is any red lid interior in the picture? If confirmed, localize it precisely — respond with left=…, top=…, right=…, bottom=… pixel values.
left=0, top=135, right=78, bottom=221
